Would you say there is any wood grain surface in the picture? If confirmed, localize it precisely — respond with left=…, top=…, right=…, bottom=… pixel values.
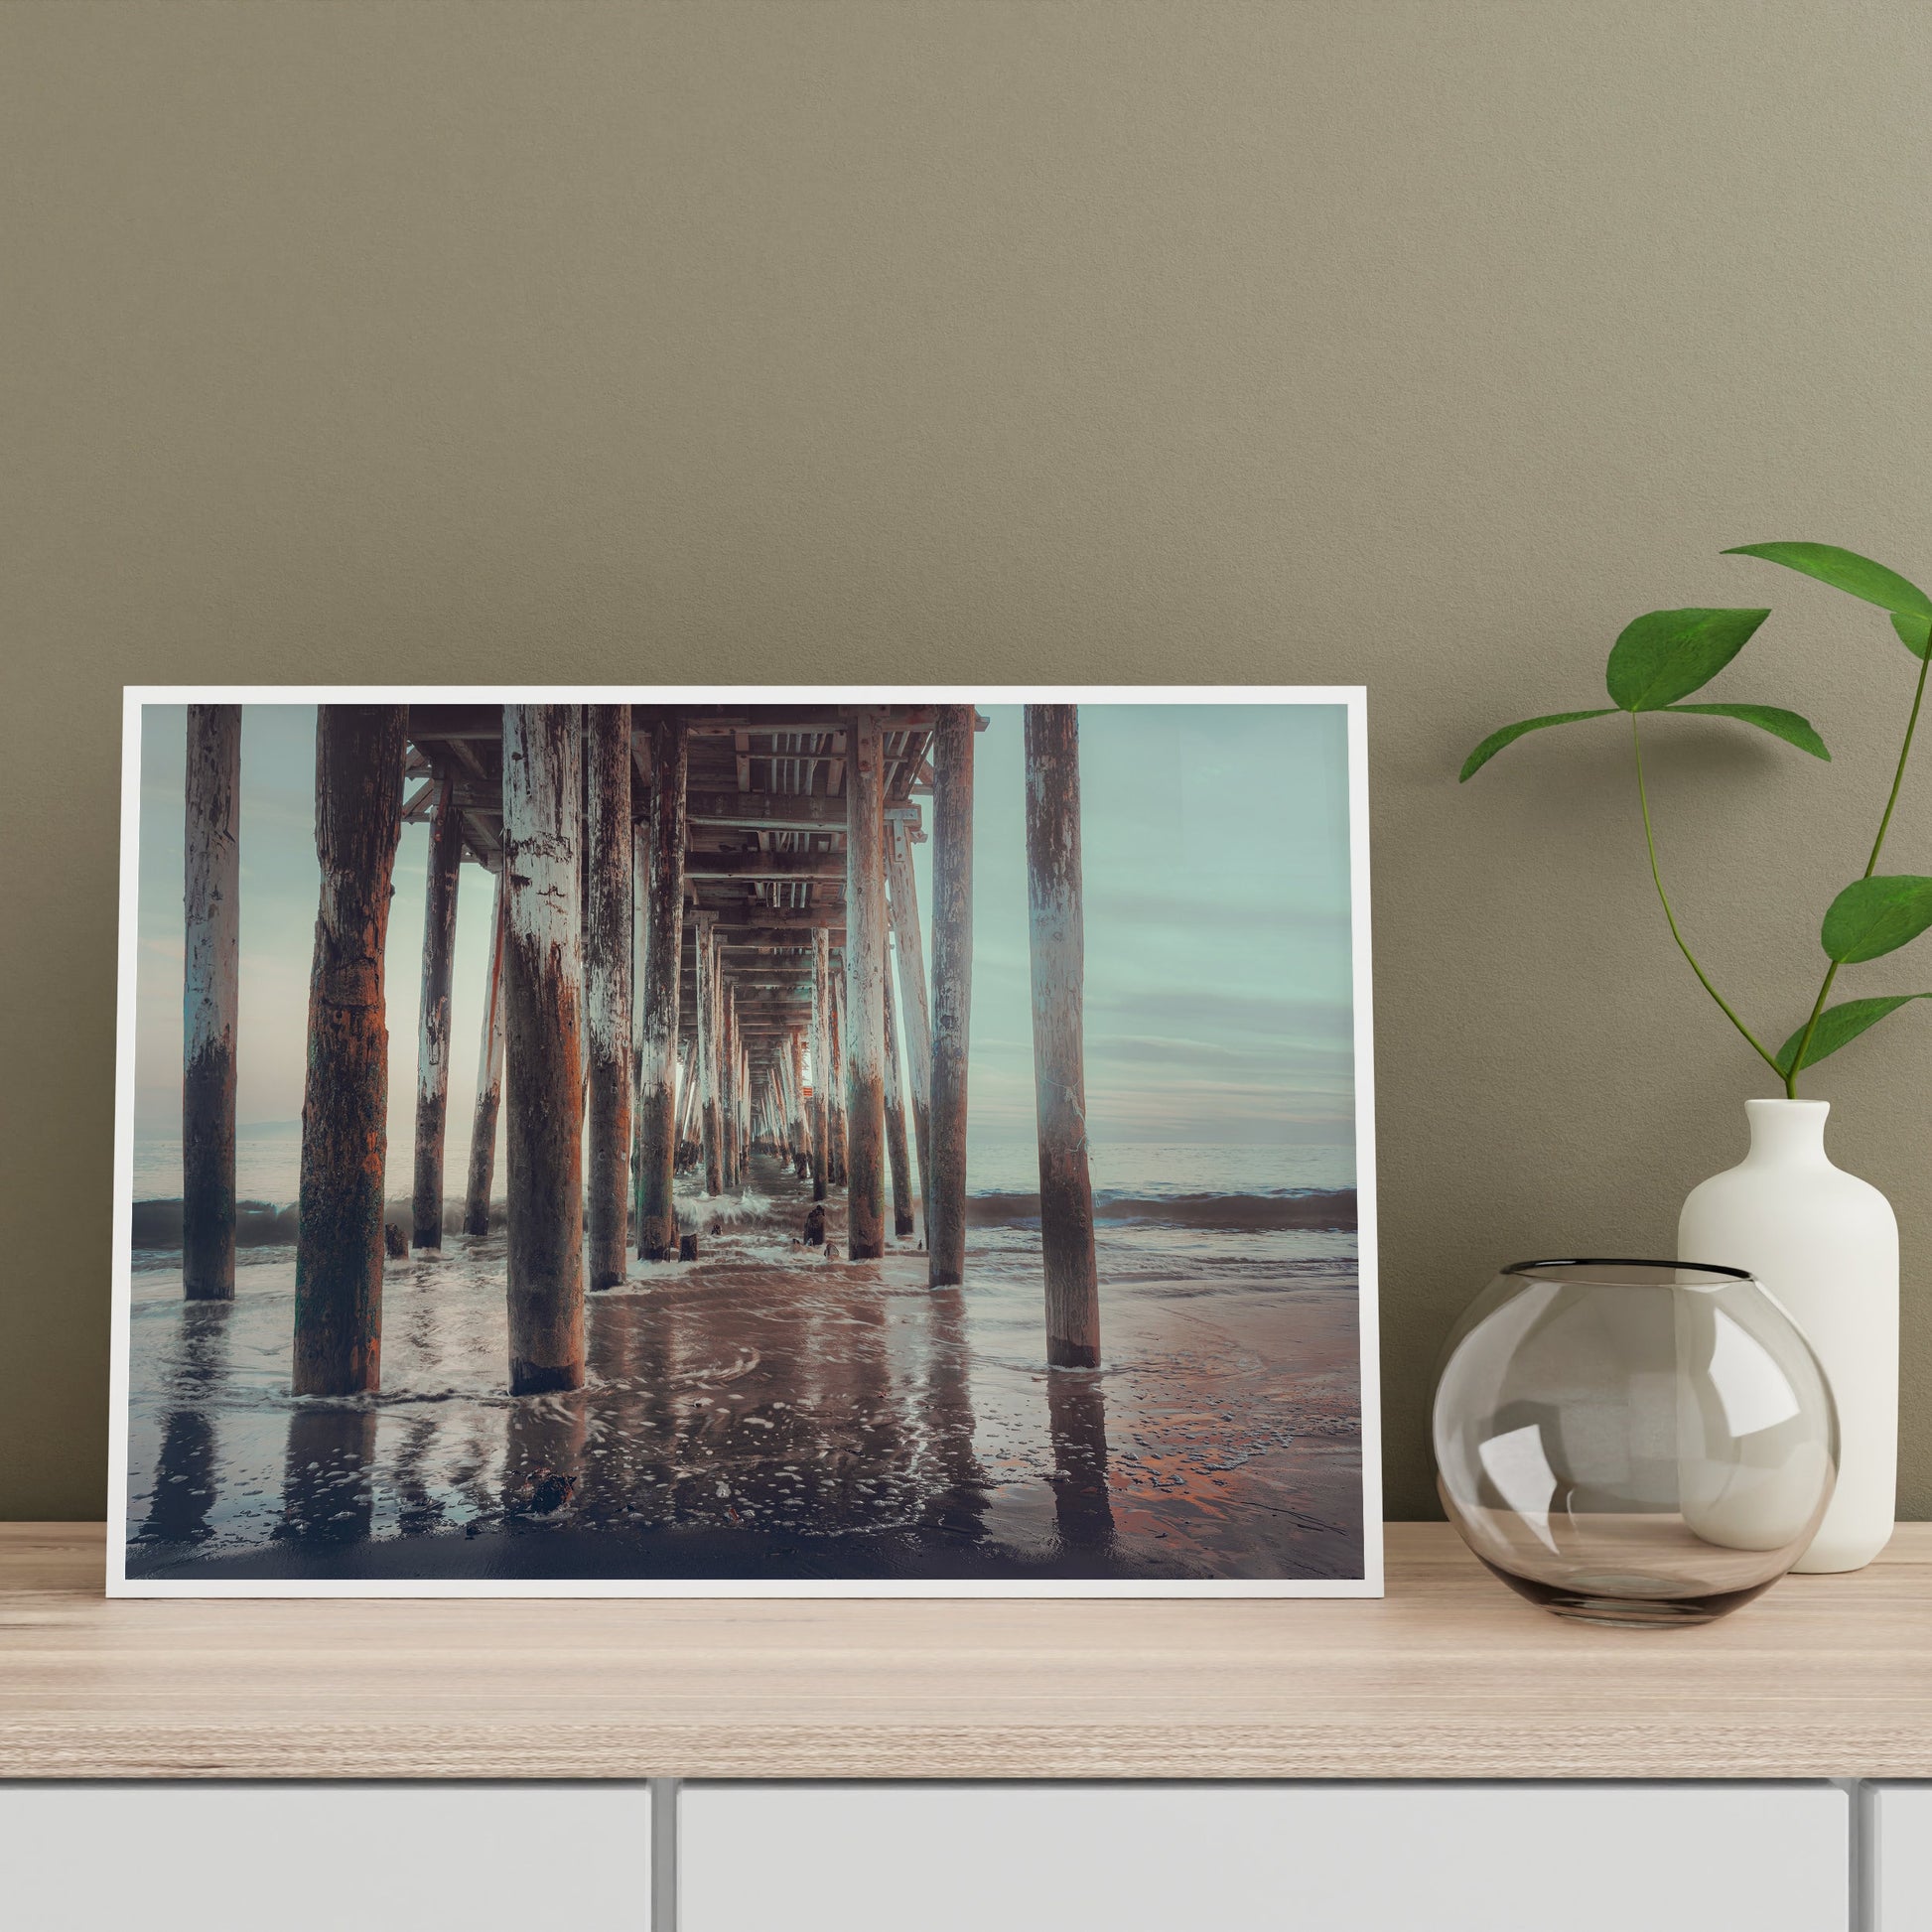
left=3, top=1522, right=1929, bottom=1780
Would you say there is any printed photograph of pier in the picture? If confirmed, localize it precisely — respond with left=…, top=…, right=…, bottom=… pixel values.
left=112, top=693, right=1378, bottom=1593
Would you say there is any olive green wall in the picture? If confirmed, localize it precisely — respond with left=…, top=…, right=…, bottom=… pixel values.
left=6, top=1, right=1932, bottom=1522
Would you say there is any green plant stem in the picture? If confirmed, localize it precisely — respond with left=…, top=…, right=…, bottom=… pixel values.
left=1785, top=640, right=1932, bottom=1093
left=1631, top=713, right=1785, bottom=1078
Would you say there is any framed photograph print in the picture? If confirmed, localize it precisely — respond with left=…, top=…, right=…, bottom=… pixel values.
left=108, top=689, right=1380, bottom=1596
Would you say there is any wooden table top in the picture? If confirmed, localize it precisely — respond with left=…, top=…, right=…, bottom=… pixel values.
left=2, top=1521, right=1928, bottom=1780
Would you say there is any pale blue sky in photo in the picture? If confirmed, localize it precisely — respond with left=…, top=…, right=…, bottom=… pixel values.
left=133, top=701, right=1356, bottom=1173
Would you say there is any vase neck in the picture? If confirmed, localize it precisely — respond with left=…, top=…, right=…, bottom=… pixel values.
left=1743, top=1097, right=1831, bottom=1167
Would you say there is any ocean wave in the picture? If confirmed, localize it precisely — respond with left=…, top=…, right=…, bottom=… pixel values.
left=131, top=1199, right=299, bottom=1250
left=128, top=1197, right=511, bottom=1252
left=965, top=1187, right=1356, bottom=1233
left=131, top=1183, right=1357, bottom=1251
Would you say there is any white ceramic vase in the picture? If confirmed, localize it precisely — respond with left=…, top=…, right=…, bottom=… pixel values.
left=1678, top=1098, right=1897, bottom=1573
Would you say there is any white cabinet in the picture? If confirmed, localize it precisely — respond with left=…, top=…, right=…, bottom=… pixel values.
left=0, top=1782, right=651, bottom=1932
left=679, top=1781, right=1849, bottom=1932
left=0, top=1778, right=1866, bottom=1930
left=1875, top=1784, right=1932, bottom=1929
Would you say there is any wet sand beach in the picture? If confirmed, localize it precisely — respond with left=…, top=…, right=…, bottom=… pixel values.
left=127, top=1156, right=1363, bottom=1585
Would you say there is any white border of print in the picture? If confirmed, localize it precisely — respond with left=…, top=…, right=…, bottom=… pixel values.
left=108, top=686, right=1382, bottom=1598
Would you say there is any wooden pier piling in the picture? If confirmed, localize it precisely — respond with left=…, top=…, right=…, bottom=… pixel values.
left=410, top=770, right=464, bottom=1250
left=631, top=824, right=647, bottom=1103
left=1025, top=704, right=1100, bottom=1368
left=810, top=927, right=830, bottom=1201
left=586, top=705, right=633, bottom=1289
left=844, top=711, right=889, bottom=1258
left=635, top=717, right=686, bottom=1259
left=927, top=705, right=975, bottom=1288
left=828, top=972, right=849, bottom=1188
left=462, top=868, right=506, bottom=1235
left=294, top=704, right=407, bottom=1396
left=676, top=1036, right=700, bottom=1153
left=739, top=1035, right=752, bottom=1182
left=885, top=819, right=934, bottom=1236
left=789, top=1031, right=807, bottom=1160
left=698, top=921, right=723, bottom=1194
left=500, top=703, right=587, bottom=1395
left=883, top=964, right=915, bottom=1239
left=183, top=703, right=241, bottom=1301
left=715, top=989, right=734, bottom=1181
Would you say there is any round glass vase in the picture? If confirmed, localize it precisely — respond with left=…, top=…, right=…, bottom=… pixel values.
left=1433, top=1260, right=1838, bottom=1627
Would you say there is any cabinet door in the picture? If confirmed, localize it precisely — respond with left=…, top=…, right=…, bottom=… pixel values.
left=0, top=1782, right=650, bottom=1932
left=1875, top=1784, right=1932, bottom=1929
left=680, top=1781, right=1847, bottom=1932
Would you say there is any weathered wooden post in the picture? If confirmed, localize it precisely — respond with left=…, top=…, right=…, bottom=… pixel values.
left=501, top=703, right=587, bottom=1394
left=294, top=705, right=406, bottom=1396
left=927, top=705, right=975, bottom=1288
left=738, top=1034, right=752, bottom=1182
left=1025, top=704, right=1100, bottom=1367
left=628, top=820, right=646, bottom=1230
left=409, top=770, right=464, bottom=1250
left=721, top=983, right=740, bottom=1189
left=885, top=819, right=934, bottom=1234
left=463, top=868, right=506, bottom=1235
left=586, top=705, right=633, bottom=1289
left=843, top=712, right=889, bottom=1257
left=635, top=717, right=686, bottom=1258
left=771, top=1065, right=791, bottom=1157
left=828, top=972, right=849, bottom=1187
left=717, top=973, right=732, bottom=1189
left=810, top=927, right=830, bottom=1201
left=677, top=1035, right=700, bottom=1153
left=183, top=703, right=241, bottom=1301
left=733, top=990, right=745, bottom=1184
left=697, top=920, right=723, bottom=1193
left=789, top=1030, right=808, bottom=1159
left=631, top=811, right=648, bottom=1110
left=882, top=966, right=915, bottom=1238
left=739, top=1013, right=751, bottom=1181
left=715, top=937, right=730, bottom=1189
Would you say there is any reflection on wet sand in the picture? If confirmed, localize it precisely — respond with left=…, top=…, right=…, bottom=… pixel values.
left=913, top=1287, right=989, bottom=1546
left=141, top=1302, right=229, bottom=1545
left=552, top=1241, right=994, bottom=1550
left=1047, top=1371, right=1115, bottom=1552
left=125, top=1156, right=1362, bottom=1583
left=277, top=1407, right=378, bottom=1544
left=502, top=1393, right=588, bottom=1522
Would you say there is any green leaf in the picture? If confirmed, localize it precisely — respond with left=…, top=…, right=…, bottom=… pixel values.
left=1820, top=875, right=1932, bottom=963
left=1604, top=608, right=1771, bottom=711
left=1725, top=541, right=1932, bottom=621
left=1663, top=703, right=1830, bottom=759
left=1458, top=709, right=1616, bottom=781
left=1775, top=994, right=1932, bottom=1075
left=1893, top=611, right=1932, bottom=660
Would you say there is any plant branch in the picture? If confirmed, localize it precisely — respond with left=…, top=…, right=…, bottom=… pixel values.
left=1786, top=639, right=1932, bottom=1091
left=1631, top=713, right=1785, bottom=1078
left=1863, top=639, right=1930, bottom=875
